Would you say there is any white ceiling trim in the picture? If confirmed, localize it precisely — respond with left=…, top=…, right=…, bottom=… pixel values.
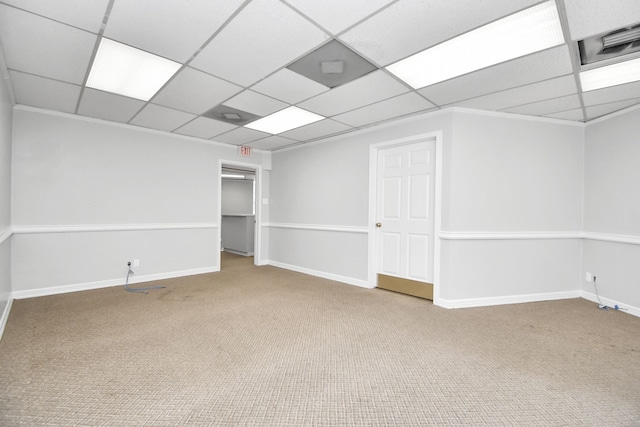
left=0, top=39, right=16, bottom=105
left=275, top=105, right=587, bottom=154
left=11, top=104, right=269, bottom=153
left=584, top=101, right=640, bottom=126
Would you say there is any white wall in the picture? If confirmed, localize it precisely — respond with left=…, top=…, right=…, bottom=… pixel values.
left=447, top=112, right=584, bottom=232
left=11, top=107, right=269, bottom=295
left=7, top=96, right=638, bottom=313
left=269, top=109, right=586, bottom=305
left=583, top=107, right=640, bottom=311
left=440, top=111, right=585, bottom=304
left=221, top=179, right=254, bottom=215
left=440, top=239, right=582, bottom=304
left=269, top=112, right=453, bottom=285
left=0, top=44, right=13, bottom=326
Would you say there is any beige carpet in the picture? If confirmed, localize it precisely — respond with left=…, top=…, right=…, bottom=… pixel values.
left=1, top=252, right=639, bottom=426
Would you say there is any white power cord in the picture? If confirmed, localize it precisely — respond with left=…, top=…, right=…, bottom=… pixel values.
left=592, top=276, right=628, bottom=312
left=592, top=275, right=607, bottom=309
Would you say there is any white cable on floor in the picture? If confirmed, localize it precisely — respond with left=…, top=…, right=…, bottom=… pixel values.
left=592, top=276, right=607, bottom=309
left=593, top=277, right=628, bottom=311
left=125, top=263, right=165, bottom=294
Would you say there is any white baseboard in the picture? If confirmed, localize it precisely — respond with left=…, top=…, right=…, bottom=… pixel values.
left=223, top=249, right=254, bottom=256
left=580, top=290, right=640, bottom=318
left=264, top=222, right=368, bottom=234
left=0, top=297, right=13, bottom=342
left=11, top=266, right=220, bottom=300
left=266, top=260, right=372, bottom=289
left=437, top=290, right=581, bottom=309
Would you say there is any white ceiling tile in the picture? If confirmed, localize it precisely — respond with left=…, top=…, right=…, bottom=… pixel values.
left=212, top=127, right=271, bottom=145
left=104, top=0, right=245, bottom=62
left=9, top=70, right=80, bottom=114
left=298, top=70, right=409, bottom=117
left=78, top=88, right=145, bottom=123
left=333, top=93, right=435, bottom=127
left=173, top=117, right=237, bottom=139
left=501, top=95, right=582, bottom=116
left=564, top=0, right=640, bottom=41
left=1, top=0, right=109, bottom=32
left=585, top=99, right=640, bottom=120
left=544, top=108, right=585, bottom=121
left=340, top=0, right=541, bottom=66
left=582, top=80, right=640, bottom=106
left=456, top=75, right=578, bottom=111
left=223, top=90, right=288, bottom=116
left=190, top=0, right=329, bottom=86
left=0, top=5, right=97, bottom=84
left=130, top=104, right=196, bottom=132
left=152, top=67, right=242, bottom=115
left=7, top=0, right=637, bottom=130
left=419, top=45, right=574, bottom=106
left=252, top=68, right=330, bottom=104
left=285, top=0, right=395, bottom=35
left=247, top=135, right=299, bottom=150
left=280, top=119, right=353, bottom=141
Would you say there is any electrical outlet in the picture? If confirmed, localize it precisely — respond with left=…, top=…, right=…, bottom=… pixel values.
left=133, top=259, right=140, bottom=267
left=585, top=272, right=593, bottom=282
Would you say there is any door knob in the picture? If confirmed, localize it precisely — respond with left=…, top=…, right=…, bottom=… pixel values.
left=376, top=222, right=382, bottom=228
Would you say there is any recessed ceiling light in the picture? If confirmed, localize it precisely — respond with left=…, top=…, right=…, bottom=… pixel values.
left=580, top=56, right=640, bottom=91
left=86, top=38, right=181, bottom=101
left=244, top=106, right=325, bottom=134
left=223, top=113, right=242, bottom=120
left=386, top=1, right=565, bottom=89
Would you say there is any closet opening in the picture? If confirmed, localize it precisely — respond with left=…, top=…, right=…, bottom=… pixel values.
left=220, top=164, right=259, bottom=270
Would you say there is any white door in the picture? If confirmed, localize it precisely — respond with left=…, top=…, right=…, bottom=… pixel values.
left=375, top=139, right=435, bottom=284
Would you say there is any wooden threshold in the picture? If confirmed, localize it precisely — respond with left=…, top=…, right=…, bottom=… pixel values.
left=377, top=274, right=433, bottom=300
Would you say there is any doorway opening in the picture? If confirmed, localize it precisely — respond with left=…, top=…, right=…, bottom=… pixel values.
left=219, top=162, right=261, bottom=270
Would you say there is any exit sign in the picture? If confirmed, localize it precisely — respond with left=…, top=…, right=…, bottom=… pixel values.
left=239, top=146, right=252, bottom=157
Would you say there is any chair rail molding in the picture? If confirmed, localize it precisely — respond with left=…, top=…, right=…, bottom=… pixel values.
left=11, top=223, right=219, bottom=234
left=439, top=231, right=583, bottom=240
left=0, top=228, right=11, bottom=245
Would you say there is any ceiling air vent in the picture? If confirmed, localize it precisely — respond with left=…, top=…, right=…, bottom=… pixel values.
left=287, top=39, right=377, bottom=88
left=202, top=105, right=261, bottom=126
left=579, top=23, right=640, bottom=66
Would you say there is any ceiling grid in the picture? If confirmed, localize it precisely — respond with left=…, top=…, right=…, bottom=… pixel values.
left=0, top=0, right=638, bottom=150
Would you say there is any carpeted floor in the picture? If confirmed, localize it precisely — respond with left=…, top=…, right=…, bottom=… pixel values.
left=1, top=252, right=639, bottom=426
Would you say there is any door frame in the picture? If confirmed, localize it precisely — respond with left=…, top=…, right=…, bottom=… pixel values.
left=367, top=131, right=443, bottom=304
left=218, top=159, right=264, bottom=267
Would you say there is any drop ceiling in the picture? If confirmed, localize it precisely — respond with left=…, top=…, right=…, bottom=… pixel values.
left=0, top=0, right=639, bottom=151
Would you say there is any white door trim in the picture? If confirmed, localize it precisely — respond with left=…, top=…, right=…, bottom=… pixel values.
left=218, top=160, right=263, bottom=267
left=368, top=131, right=443, bottom=305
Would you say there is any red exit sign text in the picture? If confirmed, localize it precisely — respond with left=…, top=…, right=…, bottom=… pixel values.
left=239, top=146, right=252, bottom=157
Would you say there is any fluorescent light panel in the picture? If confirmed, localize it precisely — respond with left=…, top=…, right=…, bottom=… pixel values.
left=87, top=38, right=181, bottom=101
left=221, top=173, right=245, bottom=179
left=386, top=1, right=565, bottom=89
left=580, top=56, right=640, bottom=91
left=245, top=106, right=325, bottom=134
